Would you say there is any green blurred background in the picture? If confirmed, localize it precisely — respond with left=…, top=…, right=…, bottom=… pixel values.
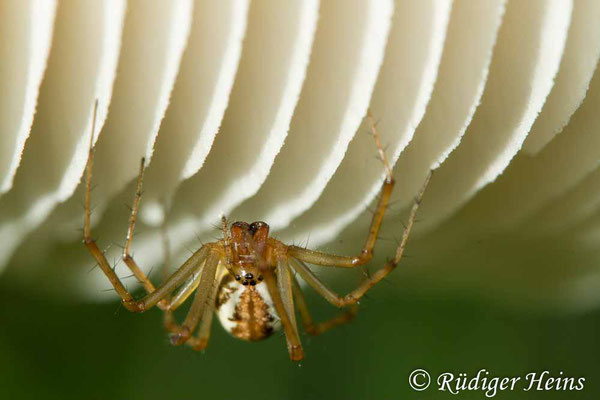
left=1, top=261, right=599, bottom=399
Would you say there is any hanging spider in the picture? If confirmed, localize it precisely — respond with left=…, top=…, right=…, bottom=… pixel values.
left=83, top=103, right=432, bottom=362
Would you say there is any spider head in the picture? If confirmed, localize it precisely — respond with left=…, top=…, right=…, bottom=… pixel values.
left=228, top=221, right=270, bottom=286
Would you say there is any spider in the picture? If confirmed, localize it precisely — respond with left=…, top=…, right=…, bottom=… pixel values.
left=83, top=103, right=432, bottom=361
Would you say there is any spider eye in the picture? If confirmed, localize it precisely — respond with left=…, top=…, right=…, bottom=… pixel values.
left=245, top=273, right=254, bottom=279
left=249, top=221, right=268, bottom=234
left=235, top=275, right=241, bottom=281
left=242, top=280, right=249, bottom=286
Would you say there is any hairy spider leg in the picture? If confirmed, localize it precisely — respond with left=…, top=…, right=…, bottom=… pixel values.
left=284, top=109, right=432, bottom=305
left=158, top=217, right=217, bottom=350
left=168, top=251, right=220, bottom=345
left=276, top=256, right=299, bottom=353
left=159, top=219, right=177, bottom=332
left=287, top=177, right=394, bottom=268
left=82, top=101, right=132, bottom=304
left=164, top=264, right=205, bottom=311
left=287, top=170, right=431, bottom=307
left=120, top=156, right=169, bottom=306
left=290, top=273, right=358, bottom=335
left=286, top=110, right=405, bottom=268
left=83, top=99, right=210, bottom=313
left=220, top=215, right=236, bottom=276
left=262, top=265, right=304, bottom=361
left=186, top=275, right=220, bottom=351
left=161, top=263, right=206, bottom=334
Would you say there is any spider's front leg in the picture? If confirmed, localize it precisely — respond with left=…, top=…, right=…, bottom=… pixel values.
left=288, top=170, right=432, bottom=307
left=82, top=101, right=137, bottom=311
left=286, top=111, right=433, bottom=307
left=287, top=111, right=396, bottom=268
left=82, top=100, right=208, bottom=314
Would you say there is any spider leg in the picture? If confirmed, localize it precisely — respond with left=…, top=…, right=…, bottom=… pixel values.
left=159, top=220, right=177, bottom=332
left=262, top=264, right=304, bottom=361
left=158, top=220, right=206, bottom=332
left=276, top=256, right=299, bottom=352
left=169, top=251, right=220, bottom=346
left=162, top=263, right=206, bottom=332
left=288, top=171, right=431, bottom=306
left=84, top=140, right=209, bottom=312
left=291, top=273, right=357, bottom=336
left=165, top=263, right=205, bottom=311
left=85, top=179, right=209, bottom=311
left=83, top=102, right=209, bottom=312
left=288, top=112, right=398, bottom=268
left=86, top=232, right=209, bottom=313
left=119, top=156, right=169, bottom=309
left=287, top=176, right=394, bottom=267
left=158, top=228, right=217, bottom=351
left=288, top=257, right=345, bottom=307
left=186, top=271, right=220, bottom=351
left=277, top=256, right=298, bottom=330
left=82, top=101, right=139, bottom=309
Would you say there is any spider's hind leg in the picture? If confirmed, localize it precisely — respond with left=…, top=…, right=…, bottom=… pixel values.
left=291, top=274, right=357, bottom=336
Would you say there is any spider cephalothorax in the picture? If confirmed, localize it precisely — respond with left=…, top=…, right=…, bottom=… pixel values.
left=83, top=105, right=432, bottom=361
left=227, top=221, right=272, bottom=285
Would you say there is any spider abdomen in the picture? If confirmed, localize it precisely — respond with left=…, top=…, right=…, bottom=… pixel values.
left=216, top=275, right=281, bottom=342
